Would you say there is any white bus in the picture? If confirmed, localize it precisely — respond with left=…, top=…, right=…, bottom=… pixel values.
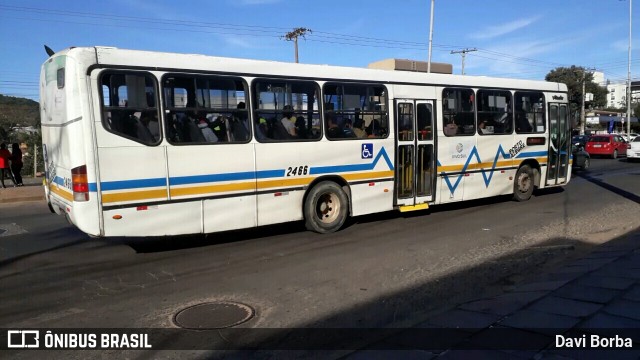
left=40, top=47, right=571, bottom=237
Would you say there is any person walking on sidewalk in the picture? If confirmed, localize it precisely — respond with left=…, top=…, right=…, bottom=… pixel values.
left=10, top=143, right=23, bottom=186
left=0, top=142, right=17, bottom=188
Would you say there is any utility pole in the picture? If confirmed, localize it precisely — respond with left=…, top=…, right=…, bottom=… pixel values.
left=283, top=28, right=312, bottom=63
left=427, top=0, right=435, bottom=73
left=33, top=143, right=37, bottom=178
left=580, top=67, right=596, bottom=135
left=450, top=48, right=477, bottom=75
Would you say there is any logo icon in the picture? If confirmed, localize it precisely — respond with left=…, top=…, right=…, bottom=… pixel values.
left=7, top=330, right=39, bottom=348
left=456, top=143, right=464, bottom=153
left=362, top=143, right=373, bottom=159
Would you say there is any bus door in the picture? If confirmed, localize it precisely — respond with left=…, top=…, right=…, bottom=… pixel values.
left=394, top=99, right=436, bottom=208
left=546, top=103, right=570, bottom=185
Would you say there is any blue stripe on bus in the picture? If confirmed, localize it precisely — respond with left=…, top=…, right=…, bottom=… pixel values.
left=516, top=151, right=548, bottom=158
left=170, top=171, right=255, bottom=186
left=101, top=178, right=167, bottom=191
left=169, top=169, right=285, bottom=186
left=310, top=147, right=394, bottom=175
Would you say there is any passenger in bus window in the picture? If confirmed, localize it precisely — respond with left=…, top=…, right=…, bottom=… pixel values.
left=353, top=118, right=367, bottom=138
left=142, top=113, right=160, bottom=141
left=516, top=113, right=532, bottom=133
left=478, top=121, right=486, bottom=134
left=186, top=115, right=206, bottom=142
left=342, top=118, right=357, bottom=138
left=209, top=115, right=229, bottom=142
left=255, top=117, right=268, bottom=141
left=295, top=115, right=308, bottom=139
left=281, top=105, right=297, bottom=137
left=325, top=111, right=344, bottom=139
left=230, top=102, right=250, bottom=141
left=198, top=119, right=218, bottom=142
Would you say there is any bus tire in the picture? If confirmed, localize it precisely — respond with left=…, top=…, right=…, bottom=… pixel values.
left=513, top=165, right=534, bottom=202
left=304, top=181, right=349, bottom=234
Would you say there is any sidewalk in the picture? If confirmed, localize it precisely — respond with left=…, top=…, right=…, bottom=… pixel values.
left=0, top=176, right=45, bottom=204
left=347, top=231, right=640, bottom=359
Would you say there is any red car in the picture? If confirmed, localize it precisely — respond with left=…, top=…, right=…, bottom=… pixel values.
left=585, top=134, right=629, bottom=159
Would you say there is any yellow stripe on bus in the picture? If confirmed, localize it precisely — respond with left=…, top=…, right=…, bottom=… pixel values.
left=256, top=177, right=314, bottom=189
left=343, top=170, right=394, bottom=181
left=171, top=182, right=255, bottom=197
left=49, top=185, right=73, bottom=202
left=102, top=189, right=167, bottom=203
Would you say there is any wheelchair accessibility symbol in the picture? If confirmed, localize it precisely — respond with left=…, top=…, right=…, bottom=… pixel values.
left=362, top=143, right=373, bottom=159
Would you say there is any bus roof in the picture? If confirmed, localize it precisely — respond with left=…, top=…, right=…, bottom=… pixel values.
left=56, top=46, right=567, bottom=93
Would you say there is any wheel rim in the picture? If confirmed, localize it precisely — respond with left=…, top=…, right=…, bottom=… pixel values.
left=517, top=171, right=531, bottom=194
left=315, top=192, right=341, bottom=224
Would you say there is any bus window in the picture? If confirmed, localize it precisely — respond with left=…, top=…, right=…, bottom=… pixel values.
left=515, top=91, right=545, bottom=134
left=442, top=88, right=475, bottom=136
left=323, top=83, right=388, bottom=140
left=162, top=75, right=250, bottom=144
left=100, top=72, right=160, bottom=145
left=416, top=103, right=433, bottom=140
left=477, top=89, right=512, bottom=135
left=253, top=79, right=321, bottom=142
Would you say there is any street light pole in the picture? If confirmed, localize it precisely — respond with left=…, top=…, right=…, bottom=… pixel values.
left=427, top=0, right=435, bottom=73
left=626, top=0, right=632, bottom=142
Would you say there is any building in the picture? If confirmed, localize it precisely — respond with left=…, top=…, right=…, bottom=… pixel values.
left=367, top=59, right=453, bottom=74
left=606, top=82, right=627, bottom=109
left=605, top=80, right=640, bottom=109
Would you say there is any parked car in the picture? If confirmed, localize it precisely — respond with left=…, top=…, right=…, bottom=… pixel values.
left=572, top=140, right=590, bottom=170
left=627, top=137, right=640, bottom=162
left=618, top=133, right=639, bottom=142
left=585, top=134, right=629, bottom=159
left=572, top=135, right=589, bottom=147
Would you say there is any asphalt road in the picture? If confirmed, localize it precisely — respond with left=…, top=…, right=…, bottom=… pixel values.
left=1, top=158, right=639, bottom=358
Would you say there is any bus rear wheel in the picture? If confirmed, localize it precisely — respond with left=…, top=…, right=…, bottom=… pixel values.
left=513, top=165, right=534, bottom=202
left=304, top=181, right=349, bottom=234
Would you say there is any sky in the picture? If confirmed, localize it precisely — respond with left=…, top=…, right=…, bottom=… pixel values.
left=0, top=0, right=638, bottom=101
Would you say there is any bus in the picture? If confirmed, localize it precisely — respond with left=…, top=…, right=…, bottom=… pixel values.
left=40, top=47, right=571, bottom=237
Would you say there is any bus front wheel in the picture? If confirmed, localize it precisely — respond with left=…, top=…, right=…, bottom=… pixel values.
left=513, top=165, right=534, bottom=202
left=304, top=181, right=349, bottom=234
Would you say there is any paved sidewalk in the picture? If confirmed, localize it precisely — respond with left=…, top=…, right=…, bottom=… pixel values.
left=346, top=231, right=640, bottom=359
left=0, top=176, right=45, bottom=204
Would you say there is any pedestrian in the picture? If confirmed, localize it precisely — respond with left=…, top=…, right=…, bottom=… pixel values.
left=0, top=143, right=17, bottom=188
left=10, top=143, right=24, bottom=186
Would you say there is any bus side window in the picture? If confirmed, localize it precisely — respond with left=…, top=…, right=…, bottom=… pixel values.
left=162, top=75, right=250, bottom=145
left=100, top=72, right=161, bottom=145
left=442, top=87, right=475, bottom=136
left=322, top=83, right=389, bottom=140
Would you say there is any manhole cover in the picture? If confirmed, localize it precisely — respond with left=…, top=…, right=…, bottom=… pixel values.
left=174, top=302, right=254, bottom=329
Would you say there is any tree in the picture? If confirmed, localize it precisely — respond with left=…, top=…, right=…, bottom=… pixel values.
left=545, top=66, right=608, bottom=127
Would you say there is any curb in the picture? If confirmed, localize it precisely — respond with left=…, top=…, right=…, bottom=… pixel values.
left=0, top=196, right=45, bottom=204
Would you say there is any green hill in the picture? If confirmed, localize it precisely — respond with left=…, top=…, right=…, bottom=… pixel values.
left=0, top=94, right=40, bottom=139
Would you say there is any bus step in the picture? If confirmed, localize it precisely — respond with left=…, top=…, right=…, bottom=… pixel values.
left=398, top=203, right=429, bottom=213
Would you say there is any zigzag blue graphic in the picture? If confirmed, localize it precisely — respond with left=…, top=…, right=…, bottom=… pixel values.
left=438, top=145, right=547, bottom=195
